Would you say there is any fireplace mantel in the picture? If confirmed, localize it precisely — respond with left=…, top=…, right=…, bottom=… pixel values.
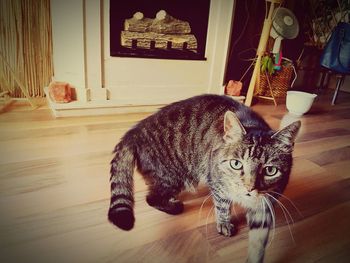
left=49, top=0, right=234, bottom=117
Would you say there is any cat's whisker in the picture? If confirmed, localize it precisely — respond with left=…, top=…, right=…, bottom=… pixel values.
left=263, top=196, right=276, bottom=248
left=268, top=191, right=303, bottom=218
left=261, top=198, right=266, bottom=229
left=266, top=193, right=295, bottom=244
left=264, top=197, right=276, bottom=246
left=197, top=193, right=213, bottom=226
left=266, top=193, right=295, bottom=226
left=205, top=205, right=215, bottom=239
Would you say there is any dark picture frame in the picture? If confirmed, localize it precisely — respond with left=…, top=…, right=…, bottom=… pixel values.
left=109, top=0, right=210, bottom=60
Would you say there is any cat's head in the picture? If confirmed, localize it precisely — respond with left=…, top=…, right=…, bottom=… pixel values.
left=211, top=111, right=301, bottom=209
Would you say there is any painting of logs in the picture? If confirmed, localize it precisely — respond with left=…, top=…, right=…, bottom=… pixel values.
left=120, top=10, right=198, bottom=53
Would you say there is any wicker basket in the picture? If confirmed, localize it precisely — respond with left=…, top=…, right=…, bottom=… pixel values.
left=255, top=64, right=293, bottom=98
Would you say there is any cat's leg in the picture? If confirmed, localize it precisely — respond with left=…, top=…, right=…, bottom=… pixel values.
left=246, top=208, right=272, bottom=263
left=212, top=194, right=234, bottom=236
left=146, top=182, right=184, bottom=215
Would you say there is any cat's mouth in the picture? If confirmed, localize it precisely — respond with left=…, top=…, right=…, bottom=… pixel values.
left=238, top=190, right=264, bottom=208
left=245, top=189, right=258, bottom=197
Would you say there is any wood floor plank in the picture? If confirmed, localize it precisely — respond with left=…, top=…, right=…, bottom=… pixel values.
left=305, top=146, right=350, bottom=166
left=297, top=128, right=350, bottom=142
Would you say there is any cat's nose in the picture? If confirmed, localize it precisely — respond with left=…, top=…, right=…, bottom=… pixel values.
left=244, top=184, right=256, bottom=193
left=243, top=176, right=256, bottom=193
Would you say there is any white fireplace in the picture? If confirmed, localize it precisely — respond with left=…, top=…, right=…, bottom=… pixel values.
left=49, top=0, right=234, bottom=117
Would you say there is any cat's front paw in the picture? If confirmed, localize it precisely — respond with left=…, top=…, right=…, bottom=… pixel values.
left=217, top=222, right=235, bottom=237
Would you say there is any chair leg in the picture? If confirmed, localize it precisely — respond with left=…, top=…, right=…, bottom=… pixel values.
left=319, top=70, right=328, bottom=93
left=331, top=75, right=344, bottom=105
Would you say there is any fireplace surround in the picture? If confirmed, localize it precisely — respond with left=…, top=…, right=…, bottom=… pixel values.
left=49, top=0, right=234, bottom=117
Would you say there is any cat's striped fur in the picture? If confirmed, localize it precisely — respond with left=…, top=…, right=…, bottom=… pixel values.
left=108, top=94, right=300, bottom=263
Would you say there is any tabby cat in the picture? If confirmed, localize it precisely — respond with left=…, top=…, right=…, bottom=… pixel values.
left=108, top=94, right=300, bottom=263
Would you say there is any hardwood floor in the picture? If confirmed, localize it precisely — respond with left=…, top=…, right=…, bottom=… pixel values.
left=0, top=90, right=349, bottom=263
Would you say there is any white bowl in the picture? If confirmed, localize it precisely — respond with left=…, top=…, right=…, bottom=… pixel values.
left=286, top=91, right=317, bottom=116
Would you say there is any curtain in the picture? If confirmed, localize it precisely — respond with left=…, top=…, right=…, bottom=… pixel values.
left=0, top=0, right=53, bottom=98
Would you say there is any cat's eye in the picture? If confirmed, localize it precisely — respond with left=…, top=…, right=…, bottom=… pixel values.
left=264, top=166, right=278, bottom=176
left=230, top=159, right=243, bottom=170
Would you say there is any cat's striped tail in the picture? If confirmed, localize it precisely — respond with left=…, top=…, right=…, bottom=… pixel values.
left=108, top=138, right=136, bottom=230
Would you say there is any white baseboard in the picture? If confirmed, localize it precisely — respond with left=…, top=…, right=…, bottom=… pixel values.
left=44, top=87, right=162, bottom=117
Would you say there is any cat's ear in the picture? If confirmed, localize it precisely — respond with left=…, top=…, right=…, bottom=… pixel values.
left=223, top=111, right=246, bottom=143
left=271, top=121, right=301, bottom=151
